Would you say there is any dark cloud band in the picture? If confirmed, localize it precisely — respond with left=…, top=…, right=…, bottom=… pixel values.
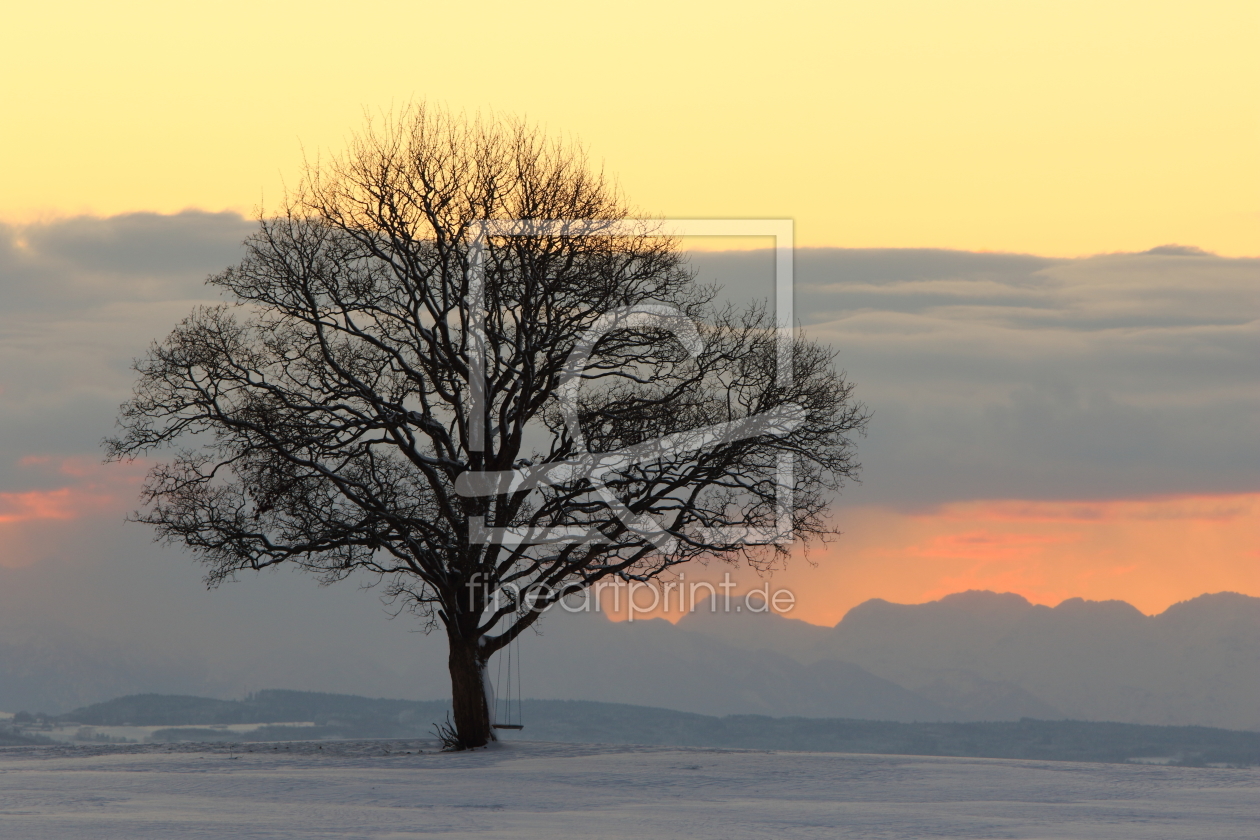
left=1, top=213, right=1256, bottom=505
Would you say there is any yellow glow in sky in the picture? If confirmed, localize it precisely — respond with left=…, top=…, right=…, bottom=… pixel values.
left=2, top=1, right=1256, bottom=256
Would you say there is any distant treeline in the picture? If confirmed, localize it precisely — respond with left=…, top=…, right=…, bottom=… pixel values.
left=14, top=691, right=1257, bottom=767
left=0, top=728, right=52, bottom=747
left=513, top=700, right=1260, bottom=767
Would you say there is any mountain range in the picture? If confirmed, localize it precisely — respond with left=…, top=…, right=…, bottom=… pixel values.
left=2, top=591, right=1256, bottom=730
left=672, top=590, right=1260, bottom=729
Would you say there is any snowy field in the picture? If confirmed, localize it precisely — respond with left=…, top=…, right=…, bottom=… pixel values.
left=0, top=740, right=1256, bottom=839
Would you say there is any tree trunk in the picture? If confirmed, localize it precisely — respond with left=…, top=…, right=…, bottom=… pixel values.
left=448, top=635, right=494, bottom=749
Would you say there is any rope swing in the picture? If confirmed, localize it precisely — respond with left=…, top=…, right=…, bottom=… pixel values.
left=492, top=633, right=524, bottom=731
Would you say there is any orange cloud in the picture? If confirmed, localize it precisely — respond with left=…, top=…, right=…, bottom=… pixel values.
left=0, top=457, right=148, bottom=568
left=908, top=529, right=1077, bottom=561
left=17, top=454, right=122, bottom=479
left=0, top=487, right=107, bottom=524
left=944, top=496, right=1258, bottom=524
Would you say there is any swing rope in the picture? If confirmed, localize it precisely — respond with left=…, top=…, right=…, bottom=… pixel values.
left=495, top=640, right=505, bottom=723
left=492, top=632, right=524, bottom=730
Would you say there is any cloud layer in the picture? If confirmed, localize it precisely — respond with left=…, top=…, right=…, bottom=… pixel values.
left=4, top=213, right=1253, bottom=507
left=0, top=211, right=249, bottom=481
left=693, top=246, right=1260, bottom=506
left=0, top=212, right=1254, bottom=659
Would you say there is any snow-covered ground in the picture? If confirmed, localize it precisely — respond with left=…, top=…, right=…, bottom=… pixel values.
left=0, top=740, right=1255, bottom=839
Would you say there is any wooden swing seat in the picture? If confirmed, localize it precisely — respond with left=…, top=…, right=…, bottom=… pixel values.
left=492, top=724, right=524, bottom=730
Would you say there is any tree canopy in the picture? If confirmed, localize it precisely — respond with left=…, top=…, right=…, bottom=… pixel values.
left=107, top=105, right=868, bottom=747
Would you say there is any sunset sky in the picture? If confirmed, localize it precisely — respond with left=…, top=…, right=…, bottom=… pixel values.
left=0, top=1, right=1256, bottom=644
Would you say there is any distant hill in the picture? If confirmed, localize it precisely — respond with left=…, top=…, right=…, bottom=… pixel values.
left=0, top=621, right=431, bottom=716
left=20, top=690, right=1260, bottom=767
left=504, top=700, right=1260, bottom=767
left=509, top=611, right=962, bottom=721
left=0, top=729, right=51, bottom=747
left=678, top=591, right=1260, bottom=730
left=60, top=690, right=448, bottom=737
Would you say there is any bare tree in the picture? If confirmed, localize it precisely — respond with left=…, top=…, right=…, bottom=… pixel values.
left=106, top=105, right=868, bottom=749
